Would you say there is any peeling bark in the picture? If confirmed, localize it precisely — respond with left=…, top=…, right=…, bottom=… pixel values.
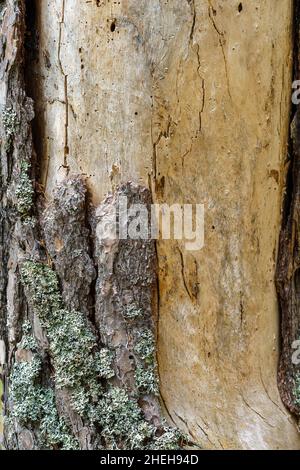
left=93, top=183, right=161, bottom=425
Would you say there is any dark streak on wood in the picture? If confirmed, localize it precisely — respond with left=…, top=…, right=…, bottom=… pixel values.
left=276, top=0, right=300, bottom=417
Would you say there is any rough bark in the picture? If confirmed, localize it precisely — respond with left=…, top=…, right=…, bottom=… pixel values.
left=1, top=0, right=300, bottom=451
left=276, top=0, right=300, bottom=417
left=0, top=0, right=182, bottom=450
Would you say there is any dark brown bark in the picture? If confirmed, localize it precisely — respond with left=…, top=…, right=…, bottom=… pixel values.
left=276, top=0, right=300, bottom=417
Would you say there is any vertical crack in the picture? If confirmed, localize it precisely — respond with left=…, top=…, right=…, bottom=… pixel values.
left=58, top=0, right=69, bottom=171
left=195, top=45, right=206, bottom=133
left=207, top=1, right=232, bottom=100
left=177, top=247, right=193, bottom=301
left=188, top=0, right=196, bottom=44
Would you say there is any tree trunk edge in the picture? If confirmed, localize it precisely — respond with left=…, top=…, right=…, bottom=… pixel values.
left=276, top=0, right=300, bottom=419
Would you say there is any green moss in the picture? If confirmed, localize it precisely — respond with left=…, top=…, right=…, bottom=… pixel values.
left=15, top=161, right=34, bottom=217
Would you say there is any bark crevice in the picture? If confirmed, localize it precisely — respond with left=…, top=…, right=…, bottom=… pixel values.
left=276, top=0, right=300, bottom=419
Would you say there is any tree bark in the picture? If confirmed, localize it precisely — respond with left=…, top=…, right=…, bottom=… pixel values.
left=1, top=0, right=300, bottom=450
left=276, top=0, right=300, bottom=419
left=0, top=0, right=182, bottom=450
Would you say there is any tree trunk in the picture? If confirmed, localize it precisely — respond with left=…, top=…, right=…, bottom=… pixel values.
left=0, top=0, right=300, bottom=450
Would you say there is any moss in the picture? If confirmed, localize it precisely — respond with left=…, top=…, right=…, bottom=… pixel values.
left=15, top=161, right=34, bottom=217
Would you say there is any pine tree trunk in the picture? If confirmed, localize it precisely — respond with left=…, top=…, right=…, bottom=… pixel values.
left=0, top=0, right=300, bottom=450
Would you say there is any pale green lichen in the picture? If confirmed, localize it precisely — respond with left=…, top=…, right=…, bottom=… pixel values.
left=96, top=387, right=146, bottom=439
left=148, top=425, right=183, bottom=450
left=9, top=324, right=78, bottom=449
left=18, top=320, right=38, bottom=351
left=15, top=161, right=34, bottom=217
left=123, top=305, right=143, bottom=320
left=2, top=106, right=18, bottom=151
left=134, top=328, right=159, bottom=395
left=19, top=261, right=182, bottom=450
left=134, top=328, right=155, bottom=361
left=135, top=365, right=159, bottom=396
left=20, top=261, right=105, bottom=418
left=94, top=348, right=115, bottom=379
left=93, top=386, right=182, bottom=449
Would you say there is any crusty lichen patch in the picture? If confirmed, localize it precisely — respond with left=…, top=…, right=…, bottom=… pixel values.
left=15, top=160, right=34, bottom=218
left=20, top=261, right=104, bottom=418
left=20, top=260, right=182, bottom=449
left=9, top=322, right=77, bottom=449
left=2, top=106, right=18, bottom=151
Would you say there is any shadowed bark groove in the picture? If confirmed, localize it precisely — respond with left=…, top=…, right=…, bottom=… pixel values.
left=276, top=0, right=300, bottom=418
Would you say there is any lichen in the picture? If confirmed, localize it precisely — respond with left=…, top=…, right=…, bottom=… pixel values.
left=92, top=386, right=182, bottom=449
left=94, top=348, right=115, bottom=379
left=133, top=328, right=159, bottom=395
left=9, top=323, right=78, bottom=450
left=134, top=328, right=155, bottom=361
left=15, top=161, right=34, bottom=217
left=20, top=261, right=103, bottom=418
left=135, top=365, right=159, bottom=396
left=123, top=305, right=144, bottom=320
left=2, top=106, right=18, bottom=151
left=148, top=425, right=183, bottom=450
left=96, top=387, right=148, bottom=444
left=19, top=260, right=183, bottom=450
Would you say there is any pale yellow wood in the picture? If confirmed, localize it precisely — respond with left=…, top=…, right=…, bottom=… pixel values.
left=32, top=0, right=299, bottom=449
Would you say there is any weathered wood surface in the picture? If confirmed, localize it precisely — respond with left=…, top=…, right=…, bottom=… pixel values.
left=30, top=0, right=299, bottom=449
left=0, top=1, right=179, bottom=450
left=276, top=0, right=300, bottom=418
left=0, top=0, right=300, bottom=450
